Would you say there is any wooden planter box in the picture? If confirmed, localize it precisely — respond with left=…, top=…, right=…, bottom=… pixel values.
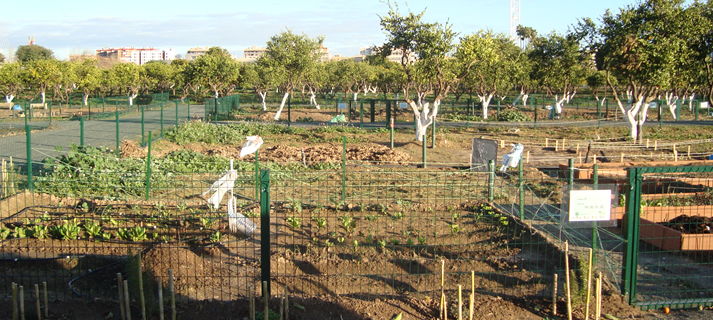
left=633, top=206, right=713, bottom=251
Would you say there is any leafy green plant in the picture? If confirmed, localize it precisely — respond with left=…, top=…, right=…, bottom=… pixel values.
left=30, top=225, right=49, bottom=240
left=285, top=217, right=303, bottom=230
left=84, top=220, right=102, bottom=238
left=128, top=226, right=147, bottom=242
left=418, top=236, right=427, bottom=245
left=210, top=231, right=223, bottom=243
left=13, top=226, right=27, bottom=238
left=339, top=216, right=356, bottom=236
left=311, top=216, right=326, bottom=230
left=286, top=197, right=303, bottom=213
left=364, top=215, right=378, bottom=221
left=52, top=219, right=81, bottom=240
left=449, top=224, right=460, bottom=236
left=392, top=212, right=405, bottom=221
left=199, top=217, right=219, bottom=229
left=0, top=228, right=10, bottom=240
left=497, top=109, right=531, bottom=122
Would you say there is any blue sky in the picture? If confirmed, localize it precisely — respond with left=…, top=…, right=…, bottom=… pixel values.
left=2, top=0, right=636, bottom=60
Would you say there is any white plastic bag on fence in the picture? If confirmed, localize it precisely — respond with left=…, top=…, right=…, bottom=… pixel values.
left=202, top=170, right=238, bottom=209
left=500, top=143, right=524, bottom=172
left=228, top=196, right=256, bottom=236
left=239, top=135, right=264, bottom=158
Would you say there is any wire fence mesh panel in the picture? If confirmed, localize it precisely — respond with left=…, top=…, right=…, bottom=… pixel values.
left=629, top=166, right=713, bottom=310
left=0, top=165, right=260, bottom=305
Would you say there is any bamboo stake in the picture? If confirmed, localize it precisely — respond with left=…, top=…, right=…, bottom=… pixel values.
left=42, top=282, right=48, bottom=318
left=158, top=277, right=164, bottom=320
left=546, top=138, right=549, bottom=148
left=13, top=283, right=18, bottom=320
left=688, top=145, right=691, bottom=159
left=138, top=252, right=146, bottom=320
left=469, top=271, right=474, bottom=320
left=563, top=138, right=566, bottom=150
left=500, top=140, right=505, bottom=148
left=576, top=144, right=580, bottom=156
left=596, top=272, right=602, bottom=320
left=34, top=284, right=40, bottom=320
left=20, top=285, right=25, bottom=320
left=565, top=241, right=572, bottom=320
left=556, top=140, right=559, bottom=152
left=579, top=153, right=582, bottom=164
left=441, top=260, right=445, bottom=319
left=593, top=154, right=597, bottom=164
left=249, top=286, right=255, bottom=320
left=458, top=285, right=463, bottom=320
left=674, top=144, right=678, bottom=162
left=118, top=273, right=126, bottom=320
left=285, top=286, right=290, bottom=320
left=620, top=153, right=624, bottom=163
left=585, top=248, right=593, bottom=320
left=444, top=300, right=448, bottom=320
left=553, top=274, right=558, bottom=316
left=263, top=281, right=269, bottom=320
left=526, top=151, right=530, bottom=164
left=168, top=269, right=176, bottom=320
left=646, top=138, right=649, bottom=148
left=124, top=280, right=132, bottom=320
left=654, top=140, right=658, bottom=151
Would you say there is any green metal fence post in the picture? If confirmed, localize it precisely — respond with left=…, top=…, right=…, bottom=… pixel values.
left=342, top=136, right=347, bottom=202
left=160, top=102, right=164, bottom=138
left=80, top=117, right=84, bottom=146
left=533, top=104, right=537, bottom=129
left=260, top=169, right=271, bottom=296
left=255, top=150, right=259, bottom=201
left=695, top=100, right=699, bottom=121
left=431, top=118, right=436, bottom=148
left=214, top=97, right=218, bottom=125
left=145, top=132, right=152, bottom=201
left=592, top=163, right=599, bottom=269
left=25, top=125, right=33, bottom=193
left=187, top=98, right=190, bottom=120
left=175, top=101, right=179, bottom=128
left=116, top=109, right=120, bottom=158
left=386, top=101, right=392, bottom=128
left=623, top=167, right=642, bottom=304
left=48, top=101, right=52, bottom=125
left=359, top=100, right=364, bottom=129
left=488, top=160, right=495, bottom=202
left=370, top=100, right=375, bottom=123
left=675, top=99, right=681, bottom=121
left=141, top=105, right=145, bottom=145
left=518, top=160, right=524, bottom=220
left=287, top=94, right=291, bottom=128
left=568, top=158, right=575, bottom=186
left=497, top=99, right=501, bottom=119
left=598, top=100, right=602, bottom=129
left=422, top=131, right=427, bottom=168
left=102, top=97, right=105, bottom=113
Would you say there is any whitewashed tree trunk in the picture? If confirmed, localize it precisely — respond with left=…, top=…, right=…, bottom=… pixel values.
left=309, top=90, right=320, bottom=109
left=664, top=92, right=679, bottom=119
left=353, top=92, right=358, bottom=101
left=417, top=92, right=425, bottom=107
left=259, top=92, right=267, bottom=111
left=5, top=95, right=14, bottom=103
left=522, top=93, right=529, bottom=107
left=478, top=94, right=493, bottom=119
left=128, top=92, right=138, bottom=106
left=41, top=91, right=46, bottom=104
left=273, top=92, right=290, bottom=120
left=688, top=93, right=695, bottom=111
left=214, top=91, right=219, bottom=99
left=616, top=98, right=646, bottom=140
left=409, top=99, right=440, bottom=141
left=83, top=93, right=89, bottom=106
left=554, top=95, right=567, bottom=114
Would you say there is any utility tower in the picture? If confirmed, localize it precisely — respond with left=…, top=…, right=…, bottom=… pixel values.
left=510, top=0, right=521, bottom=43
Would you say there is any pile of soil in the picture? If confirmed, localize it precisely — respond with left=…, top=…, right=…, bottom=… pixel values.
left=662, top=215, right=713, bottom=234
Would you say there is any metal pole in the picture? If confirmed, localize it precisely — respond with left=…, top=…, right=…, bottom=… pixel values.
left=518, top=160, right=524, bottom=220
left=260, top=169, right=271, bottom=296
left=422, top=132, right=427, bottom=168
left=141, top=105, right=145, bottom=145
left=80, top=117, right=84, bottom=146
left=342, top=136, right=347, bottom=202
left=116, top=109, right=120, bottom=158
left=359, top=100, right=364, bottom=129
left=145, top=132, right=152, bottom=201
left=389, top=117, right=394, bottom=149
left=48, top=101, right=52, bottom=125
left=214, top=97, right=218, bottom=125
left=160, top=102, right=164, bottom=137
left=175, top=101, right=179, bottom=128
left=488, top=160, right=495, bottom=202
left=25, top=125, right=33, bottom=193
left=592, top=163, right=599, bottom=268
left=288, top=94, right=291, bottom=128
left=431, top=117, right=436, bottom=148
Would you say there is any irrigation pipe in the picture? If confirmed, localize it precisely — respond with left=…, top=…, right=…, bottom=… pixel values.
left=69, top=260, right=124, bottom=297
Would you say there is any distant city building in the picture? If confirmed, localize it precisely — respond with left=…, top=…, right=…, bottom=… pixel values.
left=359, top=45, right=416, bottom=64
left=318, top=45, right=330, bottom=62
left=185, top=47, right=211, bottom=61
left=244, top=46, right=267, bottom=59
left=95, top=47, right=175, bottom=65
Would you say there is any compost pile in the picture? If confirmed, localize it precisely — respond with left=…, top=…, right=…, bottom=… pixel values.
left=661, top=215, right=713, bottom=234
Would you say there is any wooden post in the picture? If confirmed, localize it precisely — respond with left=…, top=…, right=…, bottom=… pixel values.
left=42, top=282, right=48, bottom=318
left=553, top=274, right=558, bottom=316
left=118, top=273, right=126, bottom=320
left=440, top=260, right=445, bottom=319
left=595, top=272, right=602, bottom=320
left=556, top=140, right=559, bottom=152
left=284, top=286, right=289, bottom=320
left=469, top=271, right=474, bottom=320
left=13, top=283, right=18, bottom=320
left=168, top=269, right=176, bottom=320
left=687, top=145, right=691, bottom=159
left=565, top=241, right=572, bottom=320
left=249, top=286, right=255, bottom=320
left=458, top=285, right=463, bottom=320
left=263, top=281, right=269, bottom=320
left=20, top=285, right=25, bottom=320
left=593, top=154, right=597, bottom=164
left=674, top=144, right=678, bottom=162
left=158, top=277, right=164, bottom=320
left=526, top=151, right=530, bottom=164
left=562, top=138, right=566, bottom=150
left=576, top=144, right=579, bottom=156
left=646, top=138, right=649, bottom=148
left=585, top=249, right=593, bottom=320
left=654, top=140, right=658, bottom=151
left=124, top=280, right=132, bottom=320
left=546, top=138, right=549, bottom=148
left=500, top=140, right=505, bottom=148
left=34, top=284, right=40, bottom=320
left=620, top=153, right=624, bottom=163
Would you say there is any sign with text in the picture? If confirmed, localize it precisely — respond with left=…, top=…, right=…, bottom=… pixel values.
left=338, top=103, right=347, bottom=109
left=399, top=102, right=408, bottom=109
left=568, top=189, right=611, bottom=222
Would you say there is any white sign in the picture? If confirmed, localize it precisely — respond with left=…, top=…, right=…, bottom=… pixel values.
left=648, top=102, right=657, bottom=109
left=701, top=102, right=709, bottom=109
left=399, top=102, right=408, bottom=109
left=338, top=103, right=347, bottom=109
left=568, top=189, right=611, bottom=222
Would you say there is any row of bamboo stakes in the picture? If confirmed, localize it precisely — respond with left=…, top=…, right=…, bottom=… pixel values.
left=544, top=138, right=694, bottom=164
left=437, top=241, right=604, bottom=320
left=10, top=282, right=48, bottom=320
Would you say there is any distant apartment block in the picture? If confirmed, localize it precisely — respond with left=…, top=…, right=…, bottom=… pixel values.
left=96, top=47, right=175, bottom=65
left=359, top=45, right=416, bottom=64
left=185, top=47, right=211, bottom=61
left=244, top=46, right=267, bottom=59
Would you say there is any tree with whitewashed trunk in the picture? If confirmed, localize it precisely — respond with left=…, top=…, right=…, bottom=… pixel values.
left=243, top=63, right=279, bottom=111
left=529, top=32, right=588, bottom=116
left=259, top=30, right=323, bottom=120
left=23, top=59, right=61, bottom=104
left=597, top=0, right=691, bottom=142
left=0, top=62, right=23, bottom=103
left=75, top=60, right=101, bottom=107
left=379, top=2, right=475, bottom=142
left=52, top=61, right=78, bottom=107
left=191, top=47, right=240, bottom=99
left=302, top=62, right=326, bottom=109
left=111, top=62, right=144, bottom=106
left=460, top=30, right=522, bottom=119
